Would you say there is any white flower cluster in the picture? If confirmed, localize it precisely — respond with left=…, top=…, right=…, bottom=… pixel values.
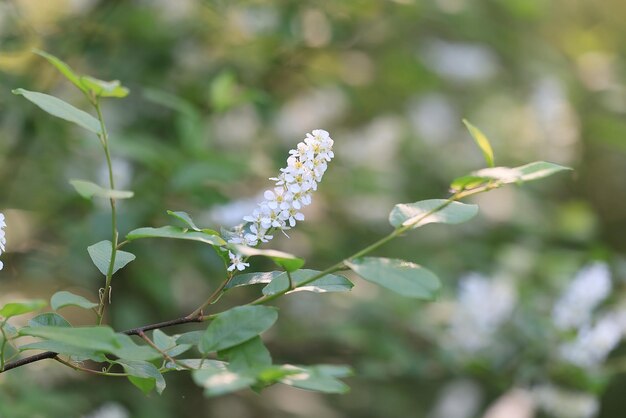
left=226, top=129, right=334, bottom=272
left=449, top=273, right=517, bottom=352
left=553, top=262, right=626, bottom=369
left=559, top=311, right=626, bottom=368
left=532, top=384, right=599, bottom=418
left=552, top=263, right=612, bottom=330
left=0, top=213, right=6, bottom=271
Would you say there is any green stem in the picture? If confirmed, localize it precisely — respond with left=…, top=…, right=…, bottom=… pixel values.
left=93, top=99, right=119, bottom=325
left=138, top=330, right=191, bottom=370
left=55, top=357, right=128, bottom=377
left=0, top=320, right=8, bottom=371
left=251, top=183, right=500, bottom=306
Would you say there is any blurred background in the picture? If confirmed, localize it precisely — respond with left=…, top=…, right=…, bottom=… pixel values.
left=1, top=0, right=626, bottom=417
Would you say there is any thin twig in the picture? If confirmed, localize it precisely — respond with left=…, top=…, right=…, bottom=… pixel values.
left=137, top=330, right=191, bottom=370
left=0, top=314, right=207, bottom=373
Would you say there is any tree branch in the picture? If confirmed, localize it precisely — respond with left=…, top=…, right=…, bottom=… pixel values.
left=0, top=314, right=207, bottom=373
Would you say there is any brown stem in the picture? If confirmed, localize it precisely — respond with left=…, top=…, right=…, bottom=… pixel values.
left=0, top=314, right=207, bottom=373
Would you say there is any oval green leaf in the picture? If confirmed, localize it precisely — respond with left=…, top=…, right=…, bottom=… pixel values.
left=224, top=271, right=282, bottom=290
left=28, top=312, right=71, bottom=328
left=192, top=367, right=255, bottom=396
left=116, top=359, right=165, bottom=394
left=70, top=179, right=134, bottom=200
left=345, top=257, right=440, bottom=300
left=18, top=325, right=121, bottom=352
left=51, top=291, right=98, bottom=311
left=126, top=226, right=226, bottom=246
left=218, top=336, right=272, bottom=373
left=279, top=364, right=351, bottom=394
left=0, top=299, right=46, bottom=319
left=472, top=161, right=572, bottom=184
left=463, top=119, right=495, bottom=167
left=166, top=210, right=202, bottom=231
left=12, top=89, right=101, bottom=134
left=389, top=199, right=479, bottom=229
left=262, top=269, right=354, bottom=296
left=199, top=306, right=278, bottom=354
left=34, top=49, right=87, bottom=93
left=87, top=240, right=136, bottom=276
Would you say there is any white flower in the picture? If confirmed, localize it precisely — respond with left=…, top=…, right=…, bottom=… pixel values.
left=559, top=310, right=626, bottom=369
left=0, top=212, right=6, bottom=271
left=532, top=384, right=599, bottom=418
left=552, top=263, right=611, bottom=330
left=226, top=129, right=334, bottom=272
left=227, top=251, right=249, bottom=272
left=449, top=273, right=517, bottom=352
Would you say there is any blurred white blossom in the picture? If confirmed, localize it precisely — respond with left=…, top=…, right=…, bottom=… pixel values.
left=429, top=379, right=482, bottom=418
left=532, top=384, right=599, bottom=418
left=420, top=40, right=498, bottom=83
left=82, top=402, right=130, bottom=418
left=449, top=273, right=517, bottom=352
left=559, top=310, right=626, bottom=369
left=227, top=130, right=334, bottom=271
left=552, top=263, right=612, bottom=330
left=0, top=212, right=5, bottom=270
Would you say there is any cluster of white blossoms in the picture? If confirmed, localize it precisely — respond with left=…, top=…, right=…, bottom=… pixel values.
left=448, top=273, right=517, bottom=352
left=559, top=310, right=626, bottom=368
left=226, top=129, right=334, bottom=272
left=552, top=262, right=626, bottom=369
left=552, top=263, right=612, bottom=330
left=532, top=384, right=599, bottom=418
left=0, top=213, right=6, bottom=271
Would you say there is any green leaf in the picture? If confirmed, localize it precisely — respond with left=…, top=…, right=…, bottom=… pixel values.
left=199, top=306, right=278, bottom=354
left=28, top=313, right=71, bottom=328
left=152, top=329, right=192, bottom=358
left=231, top=245, right=304, bottom=272
left=69, top=180, right=134, bottom=200
left=166, top=210, right=201, bottom=231
left=0, top=299, right=46, bottom=319
left=192, top=367, right=255, bottom=396
left=127, top=375, right=155, bottom=395
left=280, top=365, right=351, bottom=394
left=18, top=325, right=121, bottom=352
left=79, top=76, right=129, bottom=98
left=463, top=119, right=495, bottom=167
left=87, top=240, right=135, bottom=276
left=12, top=89, right=101, bottom=134
left=389, top=199, right=479, bottom=229
left=256, top=366, right=299, bottom=386
left=472, top=161, right=572, bottom=184
left=175, top=331, right=204, bottom=346
left=50, top=291, right=97, bottom=311
left=345, top=257, right=440, bottom=300
left=262, top=269, right=354, bottom=296
left=110, top=334, right=161, bottom=361
left=224, top=271, right=282, bottom=290
left=33, top=49, right=86, bottom=93
left=0, top=322, right=18, bottom=339
left=117, top=359, right=166, bottom=395
left=165, top=359, right=226, bottom=371
left=218, top=336, right=272, bottom=373
left=515, top=161, right=572, bottom=181
left=19, top=340, right=107, bottom=362
left=126, top=226, right=226, bottom=246
left=450, top=175, right=490, bottom=192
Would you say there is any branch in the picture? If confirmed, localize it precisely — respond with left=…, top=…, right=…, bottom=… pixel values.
left=0, top=314, right=206, bottom=373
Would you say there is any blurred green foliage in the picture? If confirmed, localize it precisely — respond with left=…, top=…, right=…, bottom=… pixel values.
left=1, top=0, right=625, bottom=417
